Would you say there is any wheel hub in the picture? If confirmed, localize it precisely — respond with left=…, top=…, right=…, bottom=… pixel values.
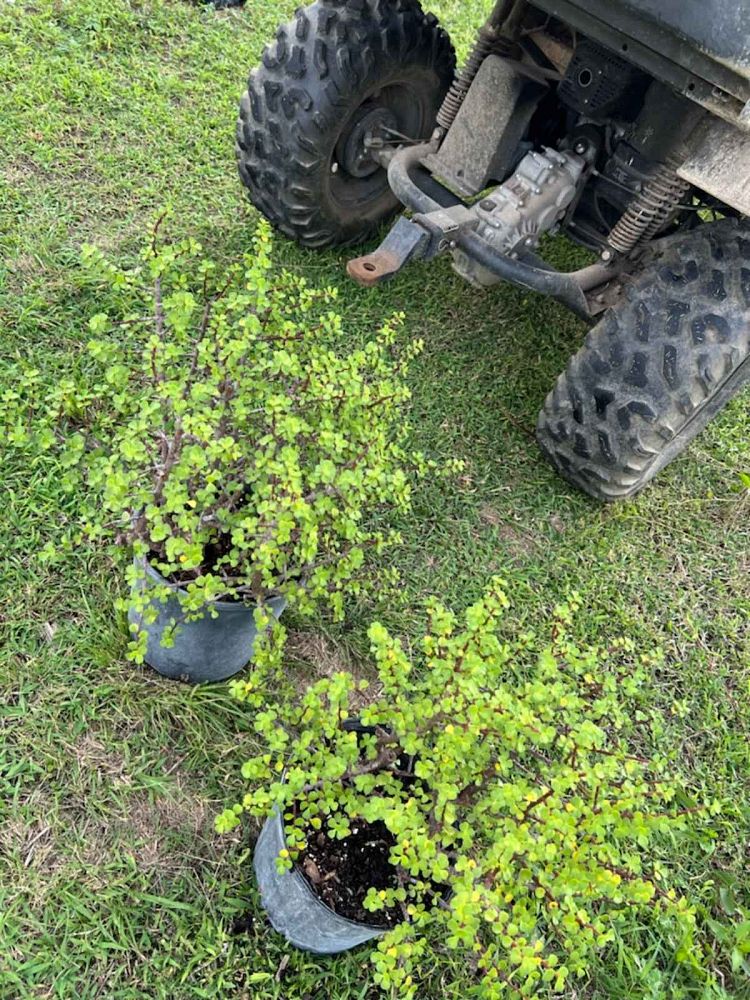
left=338, top=106, right=398, bottom=178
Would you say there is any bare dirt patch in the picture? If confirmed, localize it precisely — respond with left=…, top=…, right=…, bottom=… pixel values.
left=123, top=780, right=212, bottom=870
left=64, top=732, right=131, bottom=786
left=286, top=630, right=380, bottom=708
left=478, top=505, right=538, bottom=561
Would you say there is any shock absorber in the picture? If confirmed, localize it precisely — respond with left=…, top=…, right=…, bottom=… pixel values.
left=606, top=156, right=690, bottom=255
left=435, top=0, right=518, bottom=133
left=604, top=83, right=699, bottom=256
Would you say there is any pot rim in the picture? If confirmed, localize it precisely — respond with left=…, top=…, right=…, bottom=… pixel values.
left=136, top=557, right=286, bottom=612
left=264, top=808, right=390, bottom=936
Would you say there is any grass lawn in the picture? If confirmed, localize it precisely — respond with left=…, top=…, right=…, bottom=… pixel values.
left=1, top=1, right=750, bottom=997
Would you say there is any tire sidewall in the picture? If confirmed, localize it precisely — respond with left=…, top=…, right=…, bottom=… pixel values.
left=237, top=0, right=455, bottom=247
left=317, top=65, right=449, bottom=238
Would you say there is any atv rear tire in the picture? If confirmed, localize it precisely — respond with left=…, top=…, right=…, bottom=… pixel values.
left=537, top=220, right=750, bottom=500
left=236, top=0, right=454, bottom=248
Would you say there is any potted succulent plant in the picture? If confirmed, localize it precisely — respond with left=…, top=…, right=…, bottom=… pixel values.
left=218, top=581, right=706, bottom=996
left=11, top=217, right=436, bottom=682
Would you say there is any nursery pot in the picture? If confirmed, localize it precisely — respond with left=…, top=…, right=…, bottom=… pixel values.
left=254, top=810, right=386, bottom=954
left=128, top=560, right=286, bottom=684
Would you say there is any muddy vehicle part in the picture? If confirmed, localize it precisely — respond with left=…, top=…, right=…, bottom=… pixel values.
left=236, top=0, right=454, bottom=248
left=537, top=221, right=750, bottom=500
left=239, top=0, right=750, bottom=499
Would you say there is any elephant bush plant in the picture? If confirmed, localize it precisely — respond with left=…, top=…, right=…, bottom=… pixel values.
left=220, top=582, right=706, bottom=997
left=6, top=217, right=443, bottom=658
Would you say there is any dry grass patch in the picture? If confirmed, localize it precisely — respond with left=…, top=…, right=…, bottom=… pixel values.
left=286, top=629, right=381, bottom=708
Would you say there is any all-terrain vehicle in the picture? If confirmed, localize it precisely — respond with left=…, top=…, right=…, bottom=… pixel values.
left=236, top=0, right=750, bottom=500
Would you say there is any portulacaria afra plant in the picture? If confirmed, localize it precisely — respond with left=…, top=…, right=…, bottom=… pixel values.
left=220, top=582, right=707, bottom=997
left=6, top=217, right=449, bottom=659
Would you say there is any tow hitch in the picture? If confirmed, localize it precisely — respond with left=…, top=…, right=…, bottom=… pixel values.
left=347, top=142, right=619, bottom=320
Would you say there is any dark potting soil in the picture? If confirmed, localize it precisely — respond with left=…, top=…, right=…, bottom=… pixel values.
left=297, top=819, right=402, bottom=928
left=151, top=536, right=241, bottom=589
left=149, top=540, right=265, bottom=601
left=150, top=533, right=297, bottom=600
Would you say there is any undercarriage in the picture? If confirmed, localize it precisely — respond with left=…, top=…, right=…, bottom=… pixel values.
left=236, top=0, right=750, bottom=500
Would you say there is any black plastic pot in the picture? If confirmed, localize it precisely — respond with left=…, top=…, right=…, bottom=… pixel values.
left=254, top=810, right=386, bottom=954
left=128, top=561, right=286, bottom=684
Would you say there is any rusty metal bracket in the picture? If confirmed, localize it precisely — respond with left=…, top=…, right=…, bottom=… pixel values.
left=347, top=204, right=478, bottom=287
left=346, top=216, right=432, bottom=287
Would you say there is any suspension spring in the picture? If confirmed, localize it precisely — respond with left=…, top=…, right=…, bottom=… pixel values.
left=435, top=2, right=515, bottom=133
left=606, top=157, right=690, bottom=255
